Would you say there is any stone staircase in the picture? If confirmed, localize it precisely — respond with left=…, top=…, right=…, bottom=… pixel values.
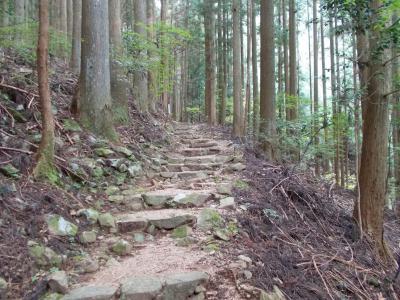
left=61, top=123, right=245, bottom=300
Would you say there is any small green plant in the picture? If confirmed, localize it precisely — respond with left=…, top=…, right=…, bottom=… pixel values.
left=234, top=179, right=250, bottom=190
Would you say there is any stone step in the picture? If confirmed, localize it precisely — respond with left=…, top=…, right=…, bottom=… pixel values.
left=159, top=171, right=212, bottom=180
left=167, top=162, right=222, bottom=172
left=142, top=189, right=213, bottom=208
left=63, top=272, right=209, bottom=300
left=188, top=142, right=219, bottom=149
left=121, top=272, right=209, bottom=300
left=116, top=209, right=197, bottom=233
left=180, top=138, right=211, bottom=144
left=181, top=148, right=222, bottom=157
left=168, top=155, right=231, bottom=165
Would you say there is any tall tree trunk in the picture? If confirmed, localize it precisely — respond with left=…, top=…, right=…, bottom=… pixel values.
left=147, top=0, right=157, bottom=112
left=59, top=0, right=67, bottom=33
left=313, top=0, right=319, bottom=176
left=133, top=0, right=148, bottom=112
left=321, top=10, right=328, bottom=173
left=2, top=0, right=9, bottom=27
left=204, top=0, right=217, bottom=125
left=335, top=16, right=343, bottom=187
left=307, top=0, right=312, bottom=117
left=245, top=0, right=252, bottom=133
left=15, top=0, right=25, bottom=25
left=70, top=0, right=81, bottom=73
left=79, top=0, right=116, bottom=140
left=34, top=0, right=56, bottom=181
left=260, top=0, right=277, bottom=160
left=217, top=0, right=226, bottom=125
left=67, top=0, right=73, bottom=40
left=252, top=0, right=259, bottom=137
left=160, top=0, right=169, bottom=112
left=232, top=0, right=242, bottom=137
left=356, top=0, right=391, bottom=259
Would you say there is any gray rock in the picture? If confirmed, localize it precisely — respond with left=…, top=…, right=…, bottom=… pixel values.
left=79, top=231, right=97, bottom=244
left=111, top=239, right=132, bottom=256
left=260, top=286, right=286, bottom=300
left=28, top=241, right=62, bottom=267
left=219, top=197, right=235, bottom=209
left=142, top=192, right=172, bottom=208
left=120, top=276, right=163, bottom=300
left=172, top=225, right=192, bottom=238
left=112, top=145, right=133, bottom=157
left=77, top=209, right=99, bottom=224
left=172, top=193, right=210, bottom=207
left=62, top=285, right=117, bottom=300
left=117, top=216, right=148, bottom=233
left=42, top=292, right=63, bottom=300
left=197, top=209, right=222, bottom=230
left=216, top=184, right=232, bottom=195
left=0, top=164, right=20, bottom=178
left=46, top=215, right=78, bottom=237
left=108, top=195, right=124, bottom=203
left=94, top=148, right=115, bottom=157
left=163, top=272, right=209, bottom=300
left=73, top=256, right=99, bottom=274
left=231, top=163, right=246, bottom=171
left=128, top=164, right=142, bottom=177
left=149, top=215, right=195, bottom=230
left=48, top=271, right=68, bottom=294
left=98, top=213, right=116, bottom=228
left=238, top=255, right=252, bottom=265
left=213, top=229, right=230, bottom=241
left=160, top=172, right=175, bottom=178
left=105, top=186, right=120, bottom=196
left=133, top=233, right=146, bottom=243
left=0, top=277, right=7, bottom=300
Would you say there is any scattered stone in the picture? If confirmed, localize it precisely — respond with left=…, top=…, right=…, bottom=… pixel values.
left=77, top=208, right=99, bottom=224
left=216, top=184, right=232, bottom=195
left=48, top=271, right=68, bottom=294
left=147, top=224, right=156, bottom=235
left=94, top=148, right=115, bottom=157
left=46, top=215, right=78, bottom=237
left=0, top=183, right=16, bottom=196
left=73, top=256, right=99, bottom=274
left=213, top=229, right=230, bottom=241
left=160, top=172, right=175, bottom=178
left=238, top=255, right=252, bottom=265
left=0, top=277, right=7, bottom=300
left=176, top=237, right=197, bottom=247
left=189, top=293, right=205, bottom=300
left=197, top=209, right=222, bottom=230
left=108, top=195, right=124, bottom=203
left=117, top=216, right=148, bottom=233
left=260, top=286, right=286, bottom=300
left=163, top=272, right=209, bottom=300
left=127, top=163, right=142, bottom=177
left=62, top=119, right=82, bottom=132
left=172, top=225, right=192, bottom=238
left=219, top=197, right=235, bottom=209
left=79, top=231, right=97, bottom=244
left=231, top=163, right=246, bottom=171
left=133, top=232, right=146, bottom=243
left=239, top=270, right=253, bottom=280
left=112, top=145, right=133, bottom=157
left=62, top=285, right=118, bottom=300
left=41, top=292, right=63, bottom=300
left=111, top=239, right=132, bottom=256
left=98, top=213, right=116, bottom=228
left=263, top=208, right=280, bottom=220
left=0, top=164, right=20, bottom=178
left=120, top=276, right=163, bottom=300
left=105, top=186, right=119, bottom=196
left=28, top=241, right=62, bottom=268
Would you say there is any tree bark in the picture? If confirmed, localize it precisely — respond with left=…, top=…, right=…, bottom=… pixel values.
left=2, top=0, right=9, bottom=27
left=313, top=0, right=320, bottom=176
left=70, top=0, right=81, bottom=73
left=67, top=0, right=73, bottom=40
left=79, top=0, right=116, bottom=140
left=133, top=0, right=148, bottom=113
left=252, top=0, right=259, bottom=138
left=160, top=0, right=169, bottom=112
left=321, top=10, right=328, bottom=173
left=232, top=0, right=242, bottom=137
left=15, top=0, right=25, bottom=25
left=204, top=0, right=217, bottom=125
left=356, top=0, right=391, bottom=260
left=147, top=0, right=157, bottom=112
left=34, top=0, right=56, bottom=182
left=245, top=0, right=252, bottom=133
left=260, top=0, right=277, bottom=160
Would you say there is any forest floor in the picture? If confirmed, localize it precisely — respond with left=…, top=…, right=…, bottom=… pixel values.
left=1, top=49, right=400, bottom=300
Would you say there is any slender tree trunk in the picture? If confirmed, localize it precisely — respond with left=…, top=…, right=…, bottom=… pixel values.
left=217, top=0, right=226, bottom=125
left=313, top=0, right=320, bottom=176
left=283, top=0, right=289, bottom=113
left=109, top=0, right=129, bottom=122
left=160, top=0, right=169, bottom=112
left=260, top=0, right=277, bottom=160
left=321, top=10, right=328, bottom=173
left=133, top=0, right=148, bottom=113
left=79, top=0, right=116, bottom=140
left=245, top=0, right=252, bottom=133
left=204, top=0, right=217, bottom=125
left=147, top=0, right=157, bottom=112
left=70, top=0, right=81, bottom=73
left=67, top=0, right=73, bottom=40
left=59, top=0, right=67, bottom=33
left=277, top=0, right=283, bottom=120
left=15, top=0, right=25, bottom=25
left=252, top=0, right=259, bottom=137
left=232, top=0, right=242, bottom=137
left=357, top=0, right=391, bottom=259
left=34, top=0, right=56, bottom=181
left=2, top=0, right=9, bottom=27
left=307, top=0, right=312, bottom=116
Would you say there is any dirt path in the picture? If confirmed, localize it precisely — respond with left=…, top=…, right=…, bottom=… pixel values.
left=62, top=123, right=251, bottom=300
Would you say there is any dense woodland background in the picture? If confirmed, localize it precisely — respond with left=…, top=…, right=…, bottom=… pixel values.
left=1, top=0, right=400, bottom=298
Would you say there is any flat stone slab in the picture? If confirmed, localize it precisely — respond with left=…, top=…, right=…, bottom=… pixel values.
left=163, top=272, right=209, bottom=300
left=142, top=189, right=212, bottom=208
left=121, top=276, right=163, bottom=300
left=117, top=209, right=197, bottom=232
left=189, top=142, right=219, bottom=148
left=62, top=285, right=117, bottom=300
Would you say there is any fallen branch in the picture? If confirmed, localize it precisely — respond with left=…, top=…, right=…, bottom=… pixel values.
left=0, top=79, right=39, bottom=98
left=0, top=102, right=15, bottom=127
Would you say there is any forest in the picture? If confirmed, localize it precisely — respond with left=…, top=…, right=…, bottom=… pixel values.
left=0, top=0, right=400, bottom=299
